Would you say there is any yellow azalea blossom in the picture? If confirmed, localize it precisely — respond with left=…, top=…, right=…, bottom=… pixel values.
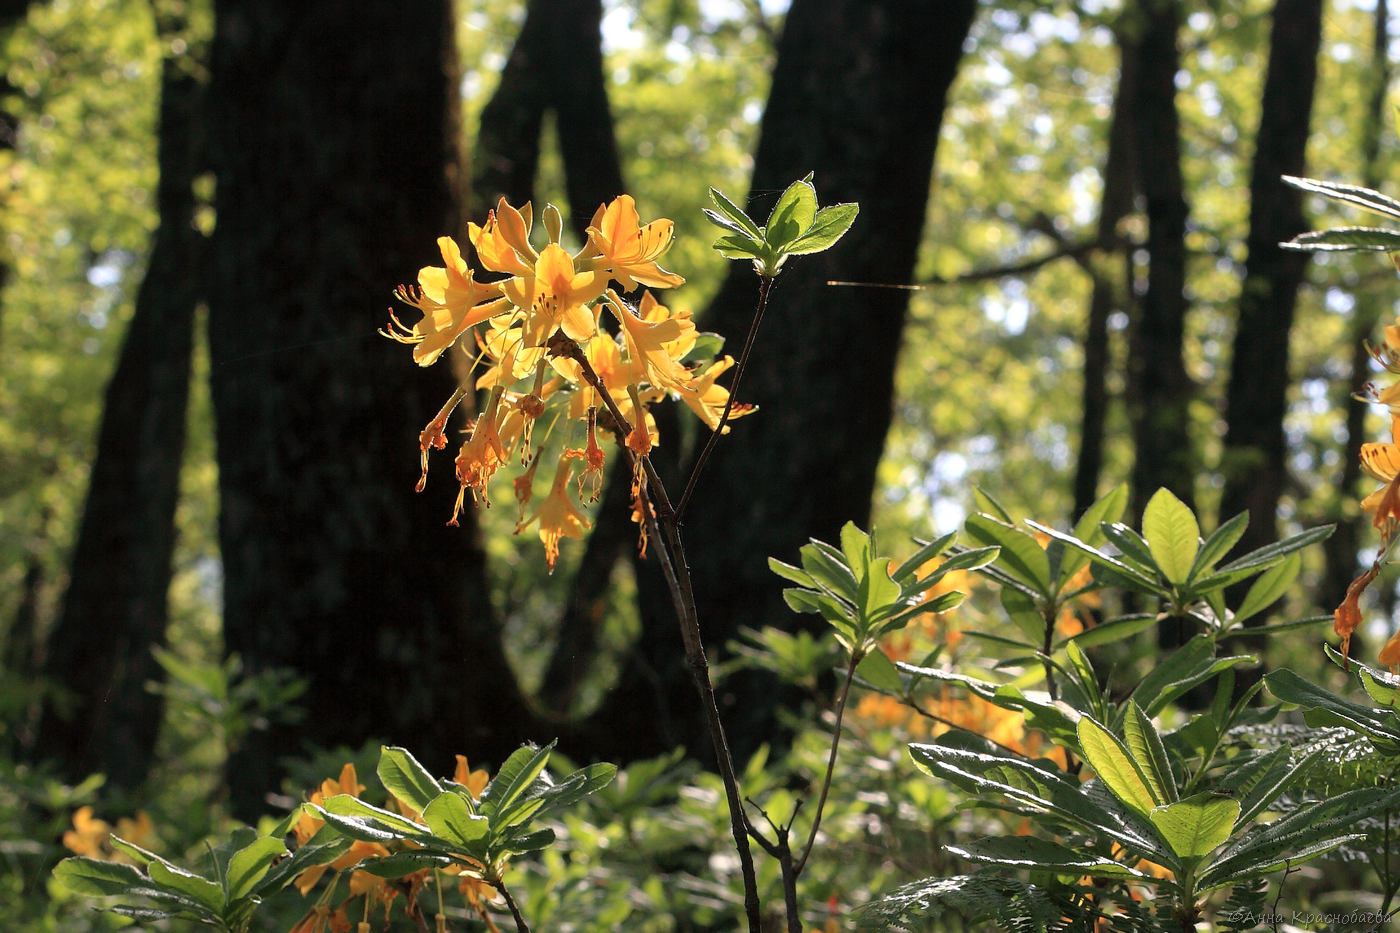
left=62, top=806, right=112, bottom=857
left=468, top=199, right=536, bottom=277
left=452, top=755, right=491, bottom=798
left=607, top=290, right=695, bottom=391
left=504, top=243, right=606, bottom=347
left=517, top=454, right=593, bottom=572
left=675, top=355, right=756, bottom=432
left=586, top=194, right=685, bottom=291
left=1372, top=320, right=1400, bottom=372
left=1360, top=416, right=1400, bottom=532
left=1380, top=627, right=1400, bottom=674
left=638, top=288, right=697, bottom=359
left=384, top=236, right=511, bottom=366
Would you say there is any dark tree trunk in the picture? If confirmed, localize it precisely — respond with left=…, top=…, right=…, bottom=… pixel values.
left=578, top=0, right=979, bottom=761
left=472, top=0, right=624, bottom=236
left=33, top=8, right=204, bottom=789
left=207, top=0, right=533, bottom=816
left=1322, top=0, right=1390, bottom=620
left=1125, top=0, right=1196, bottom=525
left=1218, top=0, right=1323, bottom=551
left=1072, top=30, right=1139, bottom=521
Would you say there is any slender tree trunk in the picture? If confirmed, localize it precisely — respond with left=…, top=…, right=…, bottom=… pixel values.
left=1219, top=0, right=1323, bottom=548
left=1072, top=30, right=1138, bottom=520
left=33, top=6, right=204, bottom=789
left=472, top=0, right=623, bottom=235
left=207, top=0, right=533, bottom=816
left=1322, top=0, right=1391, bottom=620
left=578, top=0, right=980, bottom=760
left=1125, top=0, right=1196, bottom=526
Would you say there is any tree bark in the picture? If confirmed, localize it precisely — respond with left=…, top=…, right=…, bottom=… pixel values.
left=206, top=0, right=533, bottom=815
left=34, top=5, right=203, bottom=789
left=472, top=0, right=624, bottom=235
left=1125, top=0, right=1196, bottom=525
left=1322, top=0, right=1390, bottom=619
left=1218, top=0, right=1323, bottom=552
left=579, top=0, right=980, bottom=760
left=1072, top=28, right=1139, bottom=521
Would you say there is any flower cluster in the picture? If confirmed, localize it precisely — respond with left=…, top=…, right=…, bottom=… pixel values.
left=61, top=806, right=156, bottom=864
left=385, top=195, right=752, bottom=571
left=289, top=758, right=495, bottom=932
left=1336, top=317, right=1400, bottom=671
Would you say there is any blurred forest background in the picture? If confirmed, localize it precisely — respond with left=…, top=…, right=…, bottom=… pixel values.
left=0, top=0, right=1394, bottom=824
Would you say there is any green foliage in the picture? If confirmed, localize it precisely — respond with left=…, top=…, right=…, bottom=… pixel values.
left=769, top=520, right=995, bottom=658
left=704, top=174, right=858, bottom=276
left=53, top=824, right=315, bottom=933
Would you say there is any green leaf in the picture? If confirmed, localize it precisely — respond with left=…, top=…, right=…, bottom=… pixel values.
left=1142, top=488, right=1200, bottom=585
left=1215, top=525, right=1332, bottom=576
left=801, top=540, right=860, bottom=605
left=1000, top=587, right=1045, bottom=645
left=910, top=546, right=999, bottom=591
left=1060, top=484, right=1128, bottom=584
left=965, top=514, right=1050, bottom=593
left=1059, top=613, right=1155, bottom=651
left=1264, top=668, right=1400, bottom=746
left=891, top=531, right=957, bottom=582
left=533, top=762, right=617, bottom=818
left=1232, top=552, right=1299, bottom=625
left=53, top=857, right=147, bottom=898
left=770, top=556, right=816, bottom=587
left=377, top=746, right=444, bottom=815
left=858, top=556, right=903, bottom=629
left=225, top=835, right=287, bottom=902
left=1077, top=716, right=1158, bottom=816
left=1149, top=793, right=1238, bottom=859
left=701, top=208, right=761, bottom=241
left=949, top=835, right=1152, bottom=879
left=422, top=792, right=490, bottom=849
left=147, top=859, right=224, bottom=913
left=765, top=176, right=819, bottom=248
left=782, top=202, right=859, bottom=255
left=499, top=827, right=556, bottom=855
left=711, top=233, right=764, bottom=259
left=707, top=186, right=762, bottom=239
left=318, top=795, right=433, bottom=838
left=1283, top=226, right=1400, bottom=251
left=356, top=851, right=455, bottom=878
left=856, top=647, right=903, bottom=692
left=1282, top=175, right=1400, bottom=221
left=1189, top=511, right=1249, bottom=581
left=480, top=743, right=555, bottom=819
left=1123, top=703, right=1177, bottom=806
left=1200, top=786, right=1400, bottom=890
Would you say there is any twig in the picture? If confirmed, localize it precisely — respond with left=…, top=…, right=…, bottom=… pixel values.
left=794, top=652, right=859, bottom=876
left=549, top=332, right=764, bottom=932
left=496, top=878, right=530, bottom=933
left=675, top=274, right=773, bottom=519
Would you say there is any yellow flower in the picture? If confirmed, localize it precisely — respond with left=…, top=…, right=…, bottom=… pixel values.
left=1380, top=627, right=1400, bottom=673
left=452, top=755, right=491, bottom=798
left=517, top=454, right=593, bottom=572
left=1360, top=416, right=1400, bottom=531
left=586, top=194, right=685, bottom=291
left=469, top=199, right=536, bottom=277
left=674, top=355, right=756, bottom=432
left=608, top=291, right=695, bottom=391
left=505, top=243, right=606, bottom=347
left=384, top=236, right=510, bottom=366
left=62, top=806, right=112, bottom=857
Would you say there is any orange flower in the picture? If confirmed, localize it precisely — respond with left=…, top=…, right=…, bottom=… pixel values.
left=469, top=199, right=536, bottom=277
left=1360, top=416, right=1400, bottom=531
left=62, top=806, right=112, bottom=857
left=384, top=236, right=510, bottom=366
left=608, top=291, right=695, bottom=391
left=517, top=454, right=593, bottom=572
left=1333, top=565, right=1379, bottom=669
left=674, top=356, right=756, bottom=432
left=504, top=243, right=606, bottom=347
left=450, top=389, right=510, bottom=521
left=585, top=194, right=685, bottom=291
left=1380, top=627, right=1400, bottom=674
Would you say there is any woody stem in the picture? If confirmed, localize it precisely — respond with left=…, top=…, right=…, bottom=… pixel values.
left=550, top=333, right=764, bottom=933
